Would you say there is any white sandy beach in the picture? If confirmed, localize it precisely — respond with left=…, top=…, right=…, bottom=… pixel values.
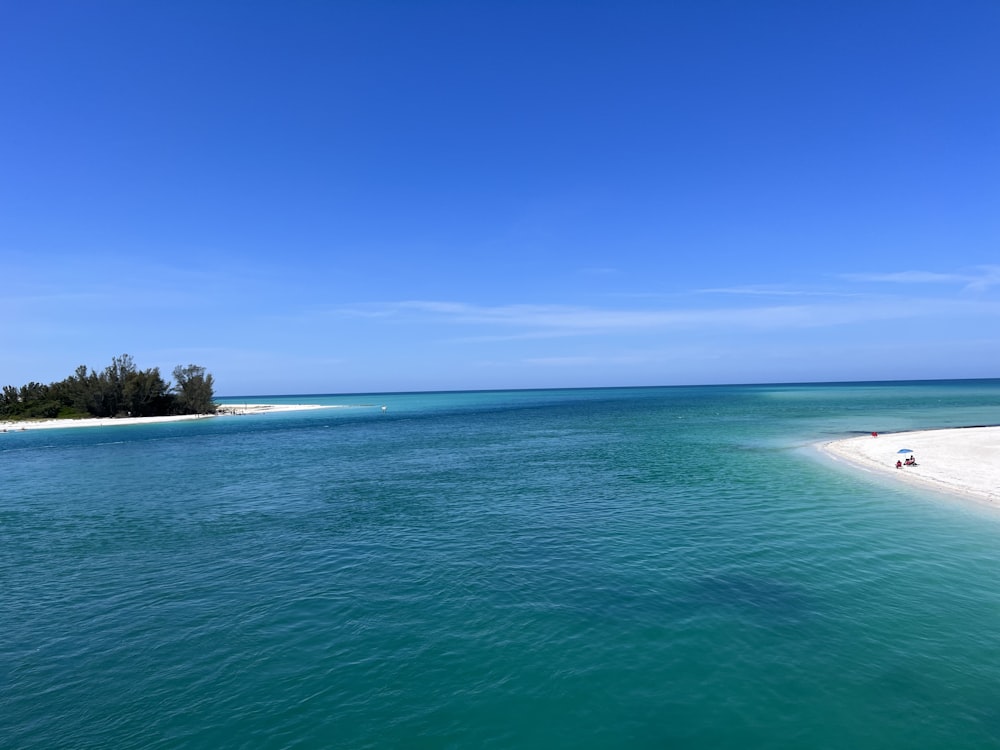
left=0, top=403, right=333, bottom=432
left=821, top=426, right=1000, bottom=504
left=214, top=403, right=335, bottom=416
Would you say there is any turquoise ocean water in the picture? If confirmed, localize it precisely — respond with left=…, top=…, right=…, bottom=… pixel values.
left=4, top=380, right=1000, bottom=749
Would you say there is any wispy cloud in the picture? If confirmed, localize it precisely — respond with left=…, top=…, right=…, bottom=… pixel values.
left=329, top=296, right=1000, bottom=341
left=577, top=266, right=621, bottom=276
left=965, top=266, right=1000, bottom=292
left=521, top=352, right=669, bottom=367
left=841, top=265, right=1000, bottom=292
left=522, top=355, right=604, bottom=366
left=842, top=271, right=968, bottom=284
left=697, top=285, right=859, bottom=298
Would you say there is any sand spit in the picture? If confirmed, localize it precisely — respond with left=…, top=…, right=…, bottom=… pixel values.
left=215, top=403, right=336, bottom=416
left=820, top=426, right=1000, bottom=504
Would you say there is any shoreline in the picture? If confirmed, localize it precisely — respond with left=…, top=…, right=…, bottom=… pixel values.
left=0, top=403, right=335, bottom=432
left=819, top=426, right=1000, bottom=504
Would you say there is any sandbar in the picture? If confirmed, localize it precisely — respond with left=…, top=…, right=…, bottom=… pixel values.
left=820, top=426, right=1000, bottom=504
left=214, top=403, right=335, bottom=416
left=0, top=403, right=334, bottom=432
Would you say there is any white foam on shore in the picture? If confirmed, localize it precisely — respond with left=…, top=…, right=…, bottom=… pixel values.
left=820, top=426, right=1000, bottom=504
left=0, top=403, right=336, bottom=432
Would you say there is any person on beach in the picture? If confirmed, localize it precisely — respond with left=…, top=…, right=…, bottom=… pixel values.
left=896, top=460, right=902, bottom=469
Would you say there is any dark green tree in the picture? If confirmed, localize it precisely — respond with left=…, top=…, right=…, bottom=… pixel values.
left=2, top=382, right=61, bottom=419
left=0, top=384, right=22, bottom=418
left=53, top=364, right=102, bottom=416
left=101, top=354, right=137, bottom=417
left=172, top=364, right=216, bottom=414
left=123, top=367, right=172, bottom=417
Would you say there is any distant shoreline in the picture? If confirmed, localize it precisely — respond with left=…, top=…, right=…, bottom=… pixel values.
left=214, top=403, right=338, bottom=416
left=819, top=426, right=1000, bottom=504
left=0, top=403, right=335, bottom=432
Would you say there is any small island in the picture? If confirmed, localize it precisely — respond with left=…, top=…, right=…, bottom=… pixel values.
left=1, top=354, right=216, bottom=422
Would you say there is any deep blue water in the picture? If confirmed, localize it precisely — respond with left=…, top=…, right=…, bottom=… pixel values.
left=4, top=380, right=1000, bottom=748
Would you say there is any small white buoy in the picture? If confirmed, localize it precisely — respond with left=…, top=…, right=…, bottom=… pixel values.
left=381, top=405, right=387, bottom=413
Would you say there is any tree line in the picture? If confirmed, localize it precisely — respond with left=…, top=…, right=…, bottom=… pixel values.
left=1, top=355, right=216, bottom=421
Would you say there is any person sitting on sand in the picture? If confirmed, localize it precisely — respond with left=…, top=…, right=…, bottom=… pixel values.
left=896, top=460, right=903, bottom=469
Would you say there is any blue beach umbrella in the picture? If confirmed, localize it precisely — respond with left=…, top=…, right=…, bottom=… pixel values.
left=897, top=449, right=913, bottom=454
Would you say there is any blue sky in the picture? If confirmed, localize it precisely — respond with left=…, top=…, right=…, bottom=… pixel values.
left=3, top=1, right=998, bottom=395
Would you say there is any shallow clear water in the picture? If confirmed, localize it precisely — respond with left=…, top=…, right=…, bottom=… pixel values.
left=4, top=381, right=1000, bottom=748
